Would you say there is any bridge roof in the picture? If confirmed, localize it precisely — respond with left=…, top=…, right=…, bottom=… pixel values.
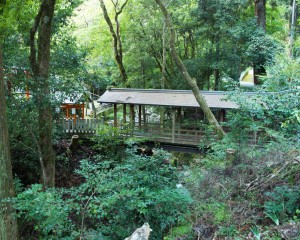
left=98, top=88, right=240, bottom=109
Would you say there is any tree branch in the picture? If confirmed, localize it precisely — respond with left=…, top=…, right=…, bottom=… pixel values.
left=154, top=0, right=225, bottom=137
left=99, top=0, right=128, bottom=84
left=116, top=0, right=128, bottom=15
left=29, top=0, right=46, bottom=76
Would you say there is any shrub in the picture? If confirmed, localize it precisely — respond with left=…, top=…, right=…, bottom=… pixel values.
left=264, top=185, right=300, bottom=225
left=14, top=184, right=78, bottom=240
left=72, top=149, right=193, bottom=239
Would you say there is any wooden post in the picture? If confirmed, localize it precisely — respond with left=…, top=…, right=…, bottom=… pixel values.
left=160, top=107, right=164, bottom=133
left=138, top=105, right=142, bottom=130
left=82, top=104, right=84, bottom=119
left=130, top=104, right=135, bottom=134
left=85, top=102, right=88, bottom=118
left=114, top=103, right=117, bottom=127
left=177, top=107, right=181, bottom=134
left=142, top=106, right=146, bottom=126
left=130, top=104, right=135, bottom=123
left=66, top=106, right=69, bottom=118
left=172, top=110, right=175, bottom=143
left=219, top=109, right=225, bottom=122
left=123, top=104, right=126, bottom=124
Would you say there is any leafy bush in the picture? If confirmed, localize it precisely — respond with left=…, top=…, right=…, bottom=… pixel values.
left=71, top=149, right=192, bottom=239
left=264, top=185, right=300, bottom=225
left=164, top=223, right=193, bottom=240
left=93, top=124, right=132, bottom=159
left=14, top=184, right=78, bottom=240
left=196, top=201, right=231, bottom=225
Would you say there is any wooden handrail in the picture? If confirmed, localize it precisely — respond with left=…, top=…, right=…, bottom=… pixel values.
left=57, top=118, right=102, bottom=134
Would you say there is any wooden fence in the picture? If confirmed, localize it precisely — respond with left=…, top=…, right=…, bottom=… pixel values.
left=129, top=123, right=259, bottom=146
left=57, top=119, right=259, bottom=146
left=119, top=123, right=209, bottom=146
left=58, top=118, right=102, bottom=134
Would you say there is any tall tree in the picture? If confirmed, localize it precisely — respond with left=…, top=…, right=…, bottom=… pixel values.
left=254, top=0, right=266, bottom=31
left=254, top=0, right=267, bottom=84
left=154, top=0, right=225, bottom=138
left=0, top=44, right=19, bottom=239
left=289, top=0, right=297, bottom=57
left=29, top=0, right=56, bottom=188
left=0, top=1, right=19, bottom=237
left=99, top=0, right=128, bottom=86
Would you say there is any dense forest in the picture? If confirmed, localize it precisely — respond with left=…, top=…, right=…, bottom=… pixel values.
left=0, top=0, right=299, bottom=239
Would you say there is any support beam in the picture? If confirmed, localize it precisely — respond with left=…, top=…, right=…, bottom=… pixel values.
left=219, top=109, right=225, bottom=122
left=130, top=104, right=135, bottom=128
left=142, top=106, right=146, bottom=126
left=123, top=104, right=126, bottom=124
left=114, top=103, right=117, bottom=127
left=82, top=104, right=84, bottom=119
left=160, top=107, right=164, bottom=133
left=138, top=105, right=142, bottom=130
left=177, top=107, right=181, bottom=134
left=172, top=110, right=175, bottom=143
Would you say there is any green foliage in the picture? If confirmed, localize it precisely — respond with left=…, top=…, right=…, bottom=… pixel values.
left=263, top=54, right=300, bottom=91
left=14, top=184, right=78, bottom=239
left=182, top=57, right=300, bottom=237
left=93, top=124, right=128, bottom=155
left=164, top=223, right=193, bottom=240
left=246, top=31, right=282, bottom=68
left=250, top=225, right=261, bottom=240
left=218, top=225, right=239, bottom=237
left=7, top=98, right=41, bottom=183
left=73, top=0, right=285, bottom=89
left=196, top=202, right=231, bottom=225
left=264, top=186, right=300, bottom=225
left=71, top=149, right=192, bottom=239
left=3, top=0, right=300, bottom=239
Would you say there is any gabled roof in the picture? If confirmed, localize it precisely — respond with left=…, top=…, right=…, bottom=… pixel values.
left=98, top=88, right=239, bottom=109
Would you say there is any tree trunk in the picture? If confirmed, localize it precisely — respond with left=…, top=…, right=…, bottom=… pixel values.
left=154, top=0, right=225, bottom=138
left=162, top=20, right=167, bottom=89
left=214, top=41, right=220, bottom=90
left=29, top=0, right=56, bottom=188
left=0, top=44, right=19, bottom=240
left=99, top=0, right=128, bottom=86
left=254, top=0, right=266, bottom=31
left=214, top=69, right=220, bottom=90
left=254, top=0, right=266, bottom=84
left=289, top=0, right=297, bottom=57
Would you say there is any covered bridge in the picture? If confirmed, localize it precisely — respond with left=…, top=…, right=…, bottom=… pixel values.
left=97, top=88, right=241, bottom=146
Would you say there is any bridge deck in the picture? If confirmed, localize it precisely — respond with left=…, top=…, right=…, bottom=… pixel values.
left=130, top=124, right=207, bottom=146
left=58, top=119, right=258, bottom=147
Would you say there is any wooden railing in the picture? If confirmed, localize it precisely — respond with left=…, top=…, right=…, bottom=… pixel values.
left=119, top=123, right=209, bottom=146
left=57, top=119, right=260, bottom=146
left=127, top=123, right=259, bottom=146
left=58, top=118, right=102, bottom=134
